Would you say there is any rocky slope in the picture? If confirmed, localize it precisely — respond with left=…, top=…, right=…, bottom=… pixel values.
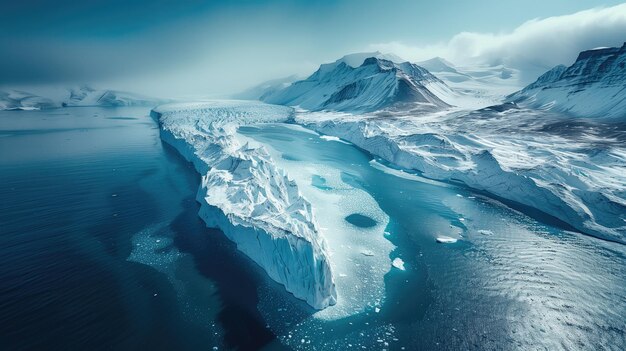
left=508, top=43, right=626, bottom=119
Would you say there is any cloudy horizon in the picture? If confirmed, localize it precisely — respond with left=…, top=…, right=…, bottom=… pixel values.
left=2, top=1, right=626, bottom=98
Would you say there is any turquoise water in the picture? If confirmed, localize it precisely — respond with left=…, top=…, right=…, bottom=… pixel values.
left=1, top=110, right=625, bottom=350
left=240, top=123, right=626, bottom=350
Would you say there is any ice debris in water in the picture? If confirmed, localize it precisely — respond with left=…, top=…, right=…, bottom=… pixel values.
left=436, top=236, right=458, bottom=244
left=392, top=258, right=405, bottom=270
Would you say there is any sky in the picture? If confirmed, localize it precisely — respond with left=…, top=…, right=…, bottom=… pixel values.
left=1, top=0, right=626, bottom=98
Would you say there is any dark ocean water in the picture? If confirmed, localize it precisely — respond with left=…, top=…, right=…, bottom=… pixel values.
left=0, top=108, right=282, bottom=351
left=1, top=108, right=625, bottom=350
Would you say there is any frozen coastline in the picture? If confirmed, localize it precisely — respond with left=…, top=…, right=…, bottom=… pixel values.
left=152, top=101, right=337, bottom=309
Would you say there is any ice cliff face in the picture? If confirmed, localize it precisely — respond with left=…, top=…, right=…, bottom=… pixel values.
left=152, top=101, right=337, bottom=309
left=0, top=85, right=158, bottom=110
left=262, top=54, right=452, bottom=112
left=297, top=109, right=626, bottom=244
left=509, top=43, right=626, bottom=119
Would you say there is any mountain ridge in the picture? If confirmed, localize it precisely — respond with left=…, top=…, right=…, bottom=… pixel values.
left=261, top=54, right=453, bottom=112
left=508, top=42, right=626, bottom=119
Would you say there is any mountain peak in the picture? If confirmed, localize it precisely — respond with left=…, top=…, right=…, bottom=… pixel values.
left=509, top=43, right=626, bottom=119
left=261, top=53, right=452, bottom=112
left=417, top=57, right=458, bottom=74
left=574, top=42, right=626, bottom=62
left=338, top=52, right=405, bottom=68
left=360, top=57, right=396, bottom=71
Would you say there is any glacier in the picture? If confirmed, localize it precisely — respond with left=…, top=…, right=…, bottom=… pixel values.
left=147, top=45, right=626, bottom=311
left=239, top=48, right=626, bottom=244
left=151, top=101, right=337, bottom=309
left=417, top=56, right=525, bottom=109
left=296, top=108, right=626, bottom=243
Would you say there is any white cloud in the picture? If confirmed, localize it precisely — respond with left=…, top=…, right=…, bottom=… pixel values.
left=369, top=4, right=626, bottom=81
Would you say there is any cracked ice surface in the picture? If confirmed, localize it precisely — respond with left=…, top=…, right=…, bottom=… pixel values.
left=297, top=108, right=626, bottom=243
left=239, top=125, right=394, bottom=319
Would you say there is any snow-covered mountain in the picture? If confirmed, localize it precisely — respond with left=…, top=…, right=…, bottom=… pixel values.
left=417, top=57, right=524, bottom=108
left=508, top=43, right=626, bottom=119
left=232, top=75, right=301, bottom=101
left=262, top=53, right=453, bottom=112
left=417, top=57, right=465, bottom=76
left=0, top=85, right=159, bottom=110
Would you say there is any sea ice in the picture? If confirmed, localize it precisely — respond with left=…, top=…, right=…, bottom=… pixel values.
left=392, top=258, right=405, bottom=270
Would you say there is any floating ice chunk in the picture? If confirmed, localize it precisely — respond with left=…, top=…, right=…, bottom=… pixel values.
left=392, top=258, right=405, bottom=270
left=320, top=135, right=340, bottom=142
left=320, top=135, right=352, bottom=144
left=436, top=236, right=458, bottom=243
left=478, top=229, right=494, bottom=236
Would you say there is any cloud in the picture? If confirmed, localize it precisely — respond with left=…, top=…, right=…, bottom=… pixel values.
left=369, top=4, right=626, bottom=81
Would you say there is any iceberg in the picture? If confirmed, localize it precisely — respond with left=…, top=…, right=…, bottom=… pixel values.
left=392, top=258, right=405, bottom=270
left=151, top=101, right=337, bottom=309
left=417, top=57, right=525, bottom=109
